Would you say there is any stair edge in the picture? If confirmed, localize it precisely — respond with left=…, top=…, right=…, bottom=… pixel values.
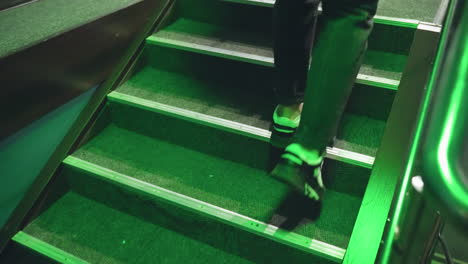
left=63, top=156, right=346, bottom=263
left=146, top=34, right=400, bottom=90
left=12, top=231, right=89, bottom=264
left=108, top=91, right=375, bottom=169
left=221, top=0, right=420, bottom=28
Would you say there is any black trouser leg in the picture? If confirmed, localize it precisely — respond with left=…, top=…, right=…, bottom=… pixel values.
left=294, top=0, right=378, bottom=153
left=273, top=0, right=320, bottom=105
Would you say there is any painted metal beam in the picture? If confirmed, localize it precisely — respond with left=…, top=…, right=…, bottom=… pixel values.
left=343, top=23, right=442, bottom=264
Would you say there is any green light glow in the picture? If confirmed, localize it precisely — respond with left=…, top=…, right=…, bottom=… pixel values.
left=380, top=3, right=468, bottom=262
left=380, top=21, right=449, bottom=263
left=436, top=31, right=468, bottom=207
left=13, top=231, right=88, bottom=264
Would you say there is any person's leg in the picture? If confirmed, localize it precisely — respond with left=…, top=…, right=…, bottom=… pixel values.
left=272, top=0, right=320, bottom=120
left=294, top=0, right=379, bottom=157
left=272, top=0, right=379, bottom=199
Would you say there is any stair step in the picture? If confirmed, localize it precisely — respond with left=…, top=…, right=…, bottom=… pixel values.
left=0, top=0, right=142, bottom=57
left=147, top=18, right=405, bottom=88
left=117, top=46, right=390, bottom=157
left=23, top=191, right=276, bottom=264
left=173, top=0, right=420, bottom=56
left=108, top=91, right=375, bottom=168
left=10, top=231, right=88, bottom=264
left=221, top=0, right=442, bottom=24
left=68, top=119, right=369, bottom=247
left=63, top=156, right=345, bottom=263
left=223, top=0, right=275, bottom=8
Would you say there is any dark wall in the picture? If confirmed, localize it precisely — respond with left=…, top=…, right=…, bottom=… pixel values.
left=0, top=0, right=166, bottom=139
left=0, top=0, right=36, bottom=11
left=0, top=0, right=171, bottom=251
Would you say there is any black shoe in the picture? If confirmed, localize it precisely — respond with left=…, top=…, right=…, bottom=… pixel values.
left=271, top=145, right=325, bottom=201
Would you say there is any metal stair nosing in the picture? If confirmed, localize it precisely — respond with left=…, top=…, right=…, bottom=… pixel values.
left=63, top=155, right=347, bottom=263
left=221, top=0, right=420, bottom=29
left=146, top=34, right=400, bottom=91
left=11, top=231, right=89, bottom=264
left=107, top=91, right=375, bottom=169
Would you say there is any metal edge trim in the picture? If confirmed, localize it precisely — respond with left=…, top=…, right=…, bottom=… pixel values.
left=220, top=0, right=419, bottom=28
left=0, top=0, right=176, bottom=253
left=356, top=74, right=400, bottom=90
left=373, top=15, right=419, bottom=29
left=12, top=231, right=89, bottom=264
left=107, top=91, right=375, bottom=168
left=63, top=156, right=346, bottom=262
left=146, top=35, right=274, bottom=67
left=344, top=20, right=443, bottom=264
left=147, top=35, right=399, bottom=91
left=222, top=0, right=274, bottom=7
left=327, top=147, right=375, bottom=169
left=418, top=22, right=442, bottom=32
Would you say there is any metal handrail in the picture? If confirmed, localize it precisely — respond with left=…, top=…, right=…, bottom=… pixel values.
left=421, top=0, right=468, bottom=224
left=378, top=1, right=466, bottom=262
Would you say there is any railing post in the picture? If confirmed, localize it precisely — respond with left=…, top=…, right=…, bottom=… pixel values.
left=343, top=22, right=441, bottom=264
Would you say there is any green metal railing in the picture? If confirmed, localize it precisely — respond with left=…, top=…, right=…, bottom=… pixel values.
left=379, top=0, right=467, bottom=262
left=421, top=0, right=468, bottom=224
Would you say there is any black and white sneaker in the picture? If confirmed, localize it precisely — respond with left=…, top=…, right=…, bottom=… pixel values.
left=271, top=144, right=325, bottom=201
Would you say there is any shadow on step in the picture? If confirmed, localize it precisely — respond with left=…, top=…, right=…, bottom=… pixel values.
left=269, top=191, right=322, bottom=231
left=64, top=167, right=335, bottom=264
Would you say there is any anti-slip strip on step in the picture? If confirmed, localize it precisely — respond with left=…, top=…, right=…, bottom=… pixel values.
left=223, top=0, right=275, bottom=7
left=146, top=35, right=400, bottom=91
left=147, top=35, right=274, bottom=67
left=63, top=156, right=346, bottom=263
left=356, top=74, right=399, bottom=90
left=108, top=91, right=375, bottom=168
left=12, top=231, right=89, bottom=264
left=221, top=0, right=420, bottom=28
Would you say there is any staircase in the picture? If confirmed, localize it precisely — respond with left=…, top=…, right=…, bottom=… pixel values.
left=1, top=0, right=442, bottom=263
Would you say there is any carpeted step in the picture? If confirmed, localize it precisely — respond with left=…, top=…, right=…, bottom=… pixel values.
left=117, top=45, right=390, bottom=156
left=0, top=0, right=141, bottom=57
left=170, top=0, right=433, bottom=58
left=22, top=191, right=282, bottom=264
left=66, top=111, right=370, bottom=249
left=148, top=18, right=407, bottom=85
left=219, top=0, right=444, bottom=23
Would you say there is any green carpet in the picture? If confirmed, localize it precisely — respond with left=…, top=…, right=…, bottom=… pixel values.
left=376, top=0, right=443, bottom=22
left=177, top=0, right=443, bottom=24
left=118, top=61, right=275, bottom=130
left=0, top=0, right=141, bottom=57
left=63, top=171, right=335, bottom=264
left=361, top=50, right=407, bottom=81
left=153, top=18, right=407, bottom=81
left=336, top=114, right=387, bottom=157
left=118, top=54, right=388, bottom=155
left=4, top=0, right=440, bottom=262
left=23, top=191, right=256, bottom=264
left=71, top=122, right=367, bottom=249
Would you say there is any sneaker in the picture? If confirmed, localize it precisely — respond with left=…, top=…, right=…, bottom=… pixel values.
left=271, top=105, right=301, bottom=148
left=271, top=144, right=325, bottom=201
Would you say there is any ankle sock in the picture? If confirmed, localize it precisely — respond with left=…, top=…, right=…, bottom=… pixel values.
left=283, top=143, right=324, bottom=166
left=273, top=105, right=301, bottom=129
